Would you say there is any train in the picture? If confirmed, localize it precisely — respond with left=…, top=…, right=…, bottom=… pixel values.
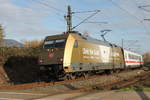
left=38, top=31, right=144, bottom=80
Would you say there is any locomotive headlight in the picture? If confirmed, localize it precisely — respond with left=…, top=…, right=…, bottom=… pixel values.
left=60, top=58, right=63, bottom=62
left=38, top=58, right=43, bottom=63
left=47, top=49, right=50, bottom=52
left=39, top=59, right=43, bottom=63
left=57, top=57, right=63, bottom=62
left=51, top=49, right=54, bottom=52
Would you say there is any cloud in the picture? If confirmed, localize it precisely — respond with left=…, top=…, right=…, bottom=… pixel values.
left=0, top=0, right=150, bottom=53
left=0, top=0, right=64, bottom=41
left=74, top=0, right=150, bottom=36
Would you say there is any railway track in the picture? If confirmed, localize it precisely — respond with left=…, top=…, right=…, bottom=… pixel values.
left=0, top=69, right=149, bottom=91
left=91, top=71, right=150, bottom=91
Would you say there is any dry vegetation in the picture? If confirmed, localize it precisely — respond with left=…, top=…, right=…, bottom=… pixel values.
left=143, top=52, right=150, bottom=62
left=0, top=24, right=5, bottom=45
left=0, top=47, right=42, bottom=85
left=0, top=47, right=41, bottom=65
left=143, top=52, right=150, bottom=66
left=0, top=25, right=44, bottom=85
left=23, top=40, right=43, bottom=47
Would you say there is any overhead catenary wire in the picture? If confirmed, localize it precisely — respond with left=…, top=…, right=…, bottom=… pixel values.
left=108, top=0, right=142, bottom=21
left=91, top=1, right=142, bottom=52
left=29, top=1, right=103, bottom=31
left=30, top=0, right=65, bottom=22
left=72, top=9, right=102, bottom=23
left=72, top=10, right=100, bottom=14
left=29, top=0, right=102, bottom=27
left=30, top=0, right=65, bottom=13
left=121, top=0, right=150, bottom=52
left=71, top=10, right=100, bottom=30
left=30, top=0, right=149, bottom=35
left=138, top=6, right=150, bottom=12
left=102, top=0, right=142, bottom=35
left=134, top=0, right=150, bottom=35
left=73, top=12, right=108, bottom=25
left=138, top=5, right=150, bottom=8
left=84, top=21, right=108, bottom=24
left=72, top=10, right=101, bottom=21
left=108, top=0, right=150, bottom=35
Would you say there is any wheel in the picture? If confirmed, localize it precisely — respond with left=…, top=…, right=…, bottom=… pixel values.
left=65, top=74, right=70, bottom=80
left=116, top=69, right=120, bottom=73
left=109, top=70, right=114, bottom=74
left=70, top=73, right=76, bottom=80
left=83, top=72, right=89, bottom=78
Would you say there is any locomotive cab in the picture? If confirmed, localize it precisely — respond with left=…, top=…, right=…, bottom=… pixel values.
left=38, top=33, right=69, bottom=79
left=39, top=38, right=67, bottom=64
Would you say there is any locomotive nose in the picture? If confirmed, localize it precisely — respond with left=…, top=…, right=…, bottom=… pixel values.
left=38, top=48, right=64, bottom=65
left=48, top=52, right=54, bottom=58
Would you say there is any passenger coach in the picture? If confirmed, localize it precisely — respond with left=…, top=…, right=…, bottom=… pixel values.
left=124, top=50, right=143, bottom=68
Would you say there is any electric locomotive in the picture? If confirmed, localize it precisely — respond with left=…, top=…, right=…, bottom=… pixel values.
left=38, top=32, right=141, bottom=80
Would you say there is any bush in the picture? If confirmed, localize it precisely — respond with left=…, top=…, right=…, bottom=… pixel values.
left=0, top=47, right=41, bottom=84
left=0, top=47, right=40, bottom=65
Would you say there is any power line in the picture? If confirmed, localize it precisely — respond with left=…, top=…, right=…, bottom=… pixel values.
left=84, top=21, right=108, bottom=24
left=30, top=0, right=65, bottom=21
left=134, top=0, right=150, bottom=35
left=30, top=0, right=65, bottom=13
left=72, top=15, right=84, bottom=20
left=72, top=10, right=100, bottom=14
left=109, top=0, right=150, bottom=35
left=139, top=5, right=150, bottom=8
left=138, top=6, right=150, bottom=12
left=98, top=8, right=124, bottom=35
left=73, top=11, right=107, bottom=25
left=71, top=10, right=100, bottom=30
left=72, top=10, right=101, bottom=21
left=105, top=0, right=145, bottom=36
left=108, top=0, right=142, bottom=21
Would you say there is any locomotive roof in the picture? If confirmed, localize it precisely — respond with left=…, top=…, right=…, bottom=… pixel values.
left=86, top=36, right=110, bottom=46
left=45, top=33, right=69, bottom=41
left=81, top=34, right=119, bottom=48
left=44, top=32, right=120, bottom=48
left=68, top=32, right=118, bottom=47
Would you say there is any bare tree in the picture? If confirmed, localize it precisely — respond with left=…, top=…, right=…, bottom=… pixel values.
left=143, top=52, right=150, bottom=63
left=0, top=25, right=4, bottom=45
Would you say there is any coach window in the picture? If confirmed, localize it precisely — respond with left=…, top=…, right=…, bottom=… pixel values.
left=74, top=40, right=78, bottom=48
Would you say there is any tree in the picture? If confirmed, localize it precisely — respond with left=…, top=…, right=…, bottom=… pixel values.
left=22, top=40, right=43, bottom=47
left=0, top=25, right=5, bottom=45
left=143, top=52, right=150, bottom=63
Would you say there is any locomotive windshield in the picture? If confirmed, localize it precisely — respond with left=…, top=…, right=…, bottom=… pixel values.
left=44, top=39, right=66, bottom=49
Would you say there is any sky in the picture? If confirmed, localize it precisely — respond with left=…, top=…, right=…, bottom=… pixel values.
left=0, top=0, right=150, bottom=54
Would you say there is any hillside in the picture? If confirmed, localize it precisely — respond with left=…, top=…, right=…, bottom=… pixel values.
left=2, top=39, right=24, bottom=47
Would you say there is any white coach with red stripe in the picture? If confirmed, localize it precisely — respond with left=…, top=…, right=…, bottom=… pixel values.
left=124, top=50, right=143, bottom=68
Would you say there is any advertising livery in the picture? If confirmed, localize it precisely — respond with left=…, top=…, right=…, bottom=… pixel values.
left=38, top=32, right=143, bottom=80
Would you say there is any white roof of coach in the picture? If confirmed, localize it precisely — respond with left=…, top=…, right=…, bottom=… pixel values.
left=124, top=49, right=142, bottom=56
